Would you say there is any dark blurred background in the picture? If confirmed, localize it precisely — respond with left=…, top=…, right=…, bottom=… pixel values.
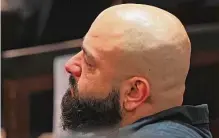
left=1, top=0, right=219, bottom=138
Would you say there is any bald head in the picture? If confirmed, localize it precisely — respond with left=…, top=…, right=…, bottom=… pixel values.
left=84, top=3, right=191, bottom=105
left=64, top=4, right=191, bottom=129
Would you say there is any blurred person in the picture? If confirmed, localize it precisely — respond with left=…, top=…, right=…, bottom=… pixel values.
left=1, top=128, right=6, bottom=138
left=62, top=4, right=212, bottom=138
left=38, top=132, right=53, bottom=138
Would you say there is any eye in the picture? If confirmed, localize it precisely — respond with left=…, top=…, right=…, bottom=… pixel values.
left=82, top=51, right=94, bottom=70
left=83, top=56, right=93, bottom=68
left=85, top=59, right=92, bottom=67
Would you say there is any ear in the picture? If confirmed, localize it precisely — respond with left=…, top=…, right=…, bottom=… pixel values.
left=122, top=77, right=150, bottom=112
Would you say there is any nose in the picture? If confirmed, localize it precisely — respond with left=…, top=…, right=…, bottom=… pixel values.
left=65, top=51, right=82, bottom=79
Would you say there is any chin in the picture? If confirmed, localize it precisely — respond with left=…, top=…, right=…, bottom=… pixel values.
left=61, top=87, right=122, bottom=132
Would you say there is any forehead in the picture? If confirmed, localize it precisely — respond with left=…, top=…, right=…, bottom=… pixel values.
left=83, top=33, right=123, bottom=58
left=83, top=34, right=125, bottom=72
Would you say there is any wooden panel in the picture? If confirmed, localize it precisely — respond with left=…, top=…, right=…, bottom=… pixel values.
left=2, top=39, right=81, bottom=138
left=2, top=39, right=81, bottom=79
left=2, top=39, right=82, bottom=58
left=3, top=74, right=53, bottom=138
left=191, top=50, right=219, bottom=67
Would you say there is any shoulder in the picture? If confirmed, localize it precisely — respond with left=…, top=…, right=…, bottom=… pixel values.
left=129, top=121, right=203, bottom=138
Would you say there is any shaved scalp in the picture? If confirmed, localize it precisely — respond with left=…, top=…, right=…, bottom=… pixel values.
left=85, top=4, right=191, bottom=111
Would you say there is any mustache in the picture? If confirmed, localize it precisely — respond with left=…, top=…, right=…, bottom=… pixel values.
left=68, top=75, right=78, bottom=97
left=69, top=75, right=76, bottom=86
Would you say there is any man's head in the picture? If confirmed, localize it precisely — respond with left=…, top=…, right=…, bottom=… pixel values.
left=62, top=4, right=191, bottom=131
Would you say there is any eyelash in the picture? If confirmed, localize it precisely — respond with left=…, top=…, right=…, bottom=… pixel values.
left=84, top=58, right=92, bottom=67
left=82, top=51, right=93, bottom=69
left=86, top=60, right=92, bottom=67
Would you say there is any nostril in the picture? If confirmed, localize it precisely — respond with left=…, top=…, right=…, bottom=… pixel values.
left=65, top=54, right=82, bottom=77
left=64, top=63, right=81, bottom=78
left=66, top=70, right=71, bottom=74
left=72, top=66, right=81, bottom=78
left=65, top=64, right=71, bottom=73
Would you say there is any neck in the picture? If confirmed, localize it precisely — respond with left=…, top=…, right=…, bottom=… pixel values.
left=120, top=104, right=154, bottom=127
left=120, top=101, right=182, bottom=127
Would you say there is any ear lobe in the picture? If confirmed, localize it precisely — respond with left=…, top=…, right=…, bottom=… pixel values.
left=123, top=78, right=150, bottom=111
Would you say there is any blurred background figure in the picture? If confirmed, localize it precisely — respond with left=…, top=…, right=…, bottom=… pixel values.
left=2, top=0, right=219, bottom=50
left=1, top=128, right=6, bottom=138
left=1, top=0, right=219, bottom=138
left=38, top=132, right=53, bottom=138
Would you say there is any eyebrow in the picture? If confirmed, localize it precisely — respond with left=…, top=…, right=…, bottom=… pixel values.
left=81, top=45, right=95, bottom=62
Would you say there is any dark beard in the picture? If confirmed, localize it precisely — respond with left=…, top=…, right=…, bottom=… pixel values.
left=61, top=76, right=122, bottom=132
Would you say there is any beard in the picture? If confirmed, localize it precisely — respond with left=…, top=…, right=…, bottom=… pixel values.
left=61, top=76, right=122, bottom=132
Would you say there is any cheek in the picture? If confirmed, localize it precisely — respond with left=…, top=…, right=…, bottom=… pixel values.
left=119, top=89, right=126, bottom=112
left=76, top=62, right=96, bottom=96
left=77, top=73, right=95, bottom=97
left=76, top=72, right=104, bottom=99
left=118, top=83, right=130, bottom=113
left=77, top=70, right=114, bottom=99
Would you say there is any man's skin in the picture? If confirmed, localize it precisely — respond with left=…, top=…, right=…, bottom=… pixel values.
left=65, top=3, right=191, bottom=129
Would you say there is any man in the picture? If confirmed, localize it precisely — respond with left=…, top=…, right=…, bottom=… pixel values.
left=61, top=4, right=212, bottom=138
